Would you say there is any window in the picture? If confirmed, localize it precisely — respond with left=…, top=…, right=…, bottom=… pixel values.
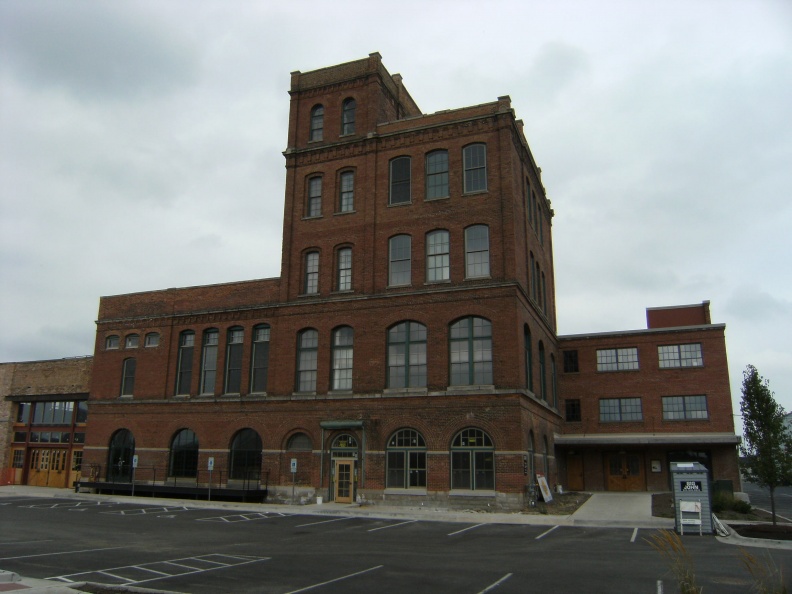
left=339, top=171, right=354, bottom=212
left=296, top=329, right=318, bottom=392
left=307, top=176, right=322, bottom=217
left=176, top=331, right=194, bottom=395
left=199, top=329, right=219, bottom=395
left=463, top=144, right=487, bottom=193
left=12, top=450, right=24, bottom=468
left=538, top=342, right=546, bottom=401
left=120, top=358, right=136, bottom=397
left=31, top=402, right=74, bottom=425
left=309, top=104, right=323, bottom=141
left=304, top=251, right=319, bottom=294
left=108, top=429, right=135, bottom=482
left=75, top=401, right=88, bottom=423
left=529, top=253, right=536, bottom=301
left=387, top=321, right=427, bottom=388
left=426, top=230, right=450, bottom=282
left=224, top=327, right=244, bottom=394
left=389, top=235, right=411, bottom=286
left=337, top=247, right=352, bottom=291
left=16, top=403, right=31, bottom=424
left=341, top=98, right=356, bottom=135
left=105, top=335, right=119, bottom=350
left=551, top=354, right=558, bottom=408
left=450, top=317, right=493, bottom=386
left=524, top=326, right=533, bottom=391
left=229, top=429, right=262, bottom=481
left=125, top=334, right=139, bottom=349
left=425, top=150, right=449, bottom=199
left=659, top=343, right=703, bottom=368
left=465, top=225, right=490, bottom=278
left=287, top=432, right=313, bottom=451
left=451, top=428, right=494, bottom=490
left=597, top=347, right=639, bottom=371
left=169, top=429, right=198, bottom=478
left=250, top=324, right=270, bottom=393
left=541, top=273, right=547, bottom=312
left=534, top=262, right=541, bottom=303
left=331, top=326, right=354, bottom=391
left=565, top=399, right=582, bottom=422
left=389, top=156, right=411, bottom=205
left=386, top=429, right=427, bottom=489
left=663, top=395, right=709, bottom=420
left=563, top=350, right=579, bottom=373
left=599, top=397, right=643, bottom=422
left=331, top=433, right=358, bottom=457
left=526, top=179, right=533, bottom=228
left=144, top=332, right=160, bottom=347
left=71, top=451, right=83, bottom=472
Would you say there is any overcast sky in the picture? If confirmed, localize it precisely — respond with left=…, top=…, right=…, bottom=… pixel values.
left=1, top=1, right=790, bottom=419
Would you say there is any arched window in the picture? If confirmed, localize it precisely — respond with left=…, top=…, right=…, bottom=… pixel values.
left=175, top=331, right=194, bottom=395
left=539, top=341, right=547, bottom=401
left=304, top=251, right=319, bottom=294
left=425, top=150, right=449, bottom=199
left=529, top=252, right=536, bottom=300
left=426, top=230, right=450, bottom=282
left=463, top=143, right=487, bottom=193
left=550, top=354, right=558, bottom=408
left=287, top=432, right=313, bottom=451
left=386, top=429, right=426, bottom=488
left=125, top=334, right=139, bottom=349
left=120, top=358, right=136, bottom=397
left=250, top=324, right=270, bottom=393
left=389, top=156, right=411, bottom=205
left=307, top=176, right=322, bottom=217
left=331, top=433, right=358, bottom=458
left=451, top=428, right=494, bottom=490
left=107, top=429, right=135, bottom=482
left=388, top=235, right=411, bottom=286
left=144, top=332, right=160, bottom=347
left=337, top=247, right=352, bottom=291
left=449, top=317, right=492, bottom=386
left=465, top=225, right=490, bottom=278
left=200, top=329, right=219, bottom=395
left=341, top=98, right=356, bottom=135
left=310, top=104, right=324, bottom=141
left=229, top=429, right=262, bottom=481
left=105, top=335, right=120, bottom=350
left=524, top=325, right=533, bottom=392
left=339, top=171, right=354, bottom=212
left=387, top=321, right=427, bottom=388
left=296, top=329, right=318, bottom=392
left=224, top=327, right=244, bottom=394
left=331, top=326, right=354, bottom=391
left=169, top=429, right=198, bottom=478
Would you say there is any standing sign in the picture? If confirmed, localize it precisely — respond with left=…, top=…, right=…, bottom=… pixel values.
left=290, top=458, right=297, bottom=503
left=536, top=473, right=553, bottom=503
left=207, top=457, right=215, bottom=502
left=291, top=458, right=298, bottom=473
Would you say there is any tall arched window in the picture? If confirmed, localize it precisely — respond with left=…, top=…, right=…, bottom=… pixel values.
left=120, top=358, right=136, bottom=397
left=296, top=329, right=318, bottom=392
left=341, top=98, right=356, bottom=135
left=229, top=429, right=262, bottom=481
left=200, top=329, right=219, bottom=395
left=307, top=176, right=322, bottom=218
left=169, top=429, right=198, bottom=478
left=450, top=317, right=492, bottom=386
left=331, top=326, right=354, bottom=391
left=386, top=429, right=426, bottom=488
left=310, top=104, right=324, bottom=141
left=337, top=247, right=352, bottom=291
left=425, top=150, right=449, bottom=199
left=550, top=354, right=558, bottom=408
left=389, top=235, right=411, bottom=286
left=389, top=156, right=411, bottom=205
left=224, top=327, right=244, bottom=394
left=539, top=341, right=547, bottom=401
left=175, top=331, right=194, bottom=395
left=426, top=230, right=450, bottom=282
left=339, top=171, right=354, bottom=212
left=387, top=321, right=427, bottom=388
left=524, top=325, right=533, bottom=392
left=304, top=251, right=319, bottom=294
left=287, top=432, right=313, bottom=451
left=250, top=324, right=270, bottom=393
left=451, top=428, right=494, bottom=490
left=463, top=143, right=487, bottom=193
left=107, top=429, right=135, bottom=482
left=465, top=225, right=490, bottom=278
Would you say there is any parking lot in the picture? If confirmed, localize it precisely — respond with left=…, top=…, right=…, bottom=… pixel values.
left=1, top=493, right=790, bottom=593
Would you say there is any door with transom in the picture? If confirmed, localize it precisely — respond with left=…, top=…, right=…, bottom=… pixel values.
left=605, top=452, right=645, bottom=491
left=27, top=448, right=69, bottom=488
left=334, top=460, right=354, bottom=504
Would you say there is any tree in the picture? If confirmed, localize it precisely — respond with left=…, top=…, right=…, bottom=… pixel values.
left=739, top=364, right=792, bottom=525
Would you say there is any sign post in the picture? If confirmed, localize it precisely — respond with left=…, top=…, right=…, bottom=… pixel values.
left=131, top=455, right=138, bottom=497
left=208, top=457, right=214, bottom=502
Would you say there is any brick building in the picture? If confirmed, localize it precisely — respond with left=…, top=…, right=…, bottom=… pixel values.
left=3, top=54, right=741, bottom=508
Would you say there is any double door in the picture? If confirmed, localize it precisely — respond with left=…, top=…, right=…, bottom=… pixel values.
left=605, top=452, right=645, bottom=491
left=27, top=448, right=69, bottom=488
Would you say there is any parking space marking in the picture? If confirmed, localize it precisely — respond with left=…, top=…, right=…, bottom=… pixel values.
left=477, top=573, right=513, bottom=593
left=448, top=523, right=484, bottom=536
left=367, top=520, right=417, bottom=532
left=0, top=539, right=53, bottom=546
left=197, top=511, right=292, bottom=523
left=630, top=528, right=639, bottom=543
left=102, top=506, right=191, bottom=515
left=295, top=516, right=355, bottom=528
left=22, top=501, right=116, bottom=509
left=535, top=525, right=560, bottom=540
left=48, top=553, right=270, bottom=587
left=0, top=546, right=124, bottom=561
left=283, top=564, right=384, bottom=594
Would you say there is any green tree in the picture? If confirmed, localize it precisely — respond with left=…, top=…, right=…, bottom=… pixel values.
left=739, top=365, right=792, bottom=525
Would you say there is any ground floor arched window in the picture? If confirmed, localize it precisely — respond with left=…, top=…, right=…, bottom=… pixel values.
left=169, top=429, right=198, bottom=478
left=229, top=429, right=262, bottom=481
left=386, top=428, right=426, bottom=489
left=451, top=427, right=494, bottom=490
left=107, top=429, right=135, bottom=482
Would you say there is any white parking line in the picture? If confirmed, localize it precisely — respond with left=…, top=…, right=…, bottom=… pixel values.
left=295, top=516, right=355, bottom=528
left=631, top=528, right=639, bottom=543
left=754, top=506, right=792, bottom=523
left=283, top=565, right=384, bottom=594
left=103, top=506, right=190, bottom=515
left=448, top=523, right=484, bottom=536
left=477, top=573, right=513, bottom=593
left=198, top=511, right=291, bottom=523
left=535, top=525, right=560, bottom=540
left=0, top=546, right=124, bottom=561
left=0, top=539, right=53, bottom=546
left=367, top=520, right=417, bottom=532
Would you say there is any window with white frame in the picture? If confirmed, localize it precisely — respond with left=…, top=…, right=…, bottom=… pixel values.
left=175, top=331, right=194, bottom=395
left=463, top=144, right=487, bottom=193
left=250, top=324, right=270, bottom=393
left=120, top=358, right=136, bottom=397
left=331, top=326, right=353, bottom=391
left=199, top=330, right=219, bottom=395
left=426, top=230, right=450, bottom=282
left=296, top=329, right=318, bottom=392
left=662, top=395, right=708, bottom=420
left=125, top=334, right=139, bottom=349
left=599, top=397, right=643, bottom=422
left=464, top=225, right=490, bottom=278
left=425, top=150, right=449, bottom=199
left=596, top=347, right=639, bottom=371
left=341, top=98, right=356, bottom=135
left=224, top=327, right=244, bottom=394
left=658, top=343, right=703, bottom=368
left=389, top=235, right=411, bottom=286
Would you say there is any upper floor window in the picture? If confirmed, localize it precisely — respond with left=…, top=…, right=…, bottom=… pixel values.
left=224, top=327, right=244, bottom=394
left=563, top=350, right=579, bottom=373
left=526, top=179, right=534, bottom=228
left=550, top=354, right=558, bottom=408
left=341, top=98, right=356, bottom=135
left=426, top=150, right=449, bottom=199
left=389, top=235, right=411, bottom=286
left=339, top=171, right=354, bottom=212
left=199, top=329, right=219, bottom=395
left=296, top=329, right=318, bottom=392
left=331, top=326, right=354, bottom=391
left=389, top=156, right=411, bottom=205
left=121, top=358, right=136, bottom=397
left=450, top=317, right=492, bottom=386
left=387, top=321, right=427, bottom=389
left=538, top=341, right=547, bottom=401
left=596, top=347, right=639, bottom=371
left=524, top=325, right=533, bottom=392
left=337, top=247, right=352, bottom=291
left=599, top=397, right=643, bottom=422
left=426, top=230, right=450, bottom=282
left=250, top=324, right=270, bottom=393
left=125, top=334, right=139, bottom=349
left=309, top=104, right=324, bottom=141
left=304, top=251, right=319, bottom=294
left=465, top=225, right=490, bottom=278
left=175, top=331, right=194, bottom=395
left=30, top=401, right=74, bottom=425
left=144, top=332, right=160, bottom=347
left=463, top=144, right=487, bottom=193
left=663, top=395, right=709, bottom=420
left=105, top=335, right=120, bottom=350
left=307, top=176, right=322, bottom=218
left=658, top=343, right=703, bottom=368
left=565, top=399, right=581, bottom=422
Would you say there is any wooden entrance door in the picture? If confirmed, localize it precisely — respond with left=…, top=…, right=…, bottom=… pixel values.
left=334, top=460, right=354, bottom=503
left=27, top=448, right=69, bottom=488
left=605, top=452, right=644, bottom=491
left=566, top=453, right=584, bottom=491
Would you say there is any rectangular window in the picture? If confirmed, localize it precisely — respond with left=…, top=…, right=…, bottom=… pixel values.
left=297, top=330, right=318, bottom=392
left=224, top=328, right=244, bottom=394
left=663, top=395, right=709, bottom=420
left=339, top=171, right=354, bottom=212
left=389, top=157, right=411, bottom=205
left=562, top=350, right=579, bottom=373
left=658, top=343, right=703, bottom=368
left=465, top=225, right=490, bottom=278
left=304, top=252, right=319, bottom=294
left=599, top=397, right=643, bottom=422
left=426, top=230, right=450, bottom=282
left=16, top=402, right=31, bottom=424
left=337, top=248, right=352, bottom=291
left=12, top=450, right=24, bottom=468
left=426, top=150, right=449, bottom=199
left=596, top=348, right=639, bottom=371
left=13, top=432, right=26, bottom=443
left=250, top=326, right=270, bottom=393
left=463, top=144, right=487, bottom=193
left=565, top=399, right=582, bottom=422
left=125, top=335, right=139, bottom=348
left=389, top=235, right=411, bottom=286
left=307, top=177, right=322, bottom=217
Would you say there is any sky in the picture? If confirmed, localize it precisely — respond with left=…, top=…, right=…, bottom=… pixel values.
left=1, top=0, right=790, bottom=421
